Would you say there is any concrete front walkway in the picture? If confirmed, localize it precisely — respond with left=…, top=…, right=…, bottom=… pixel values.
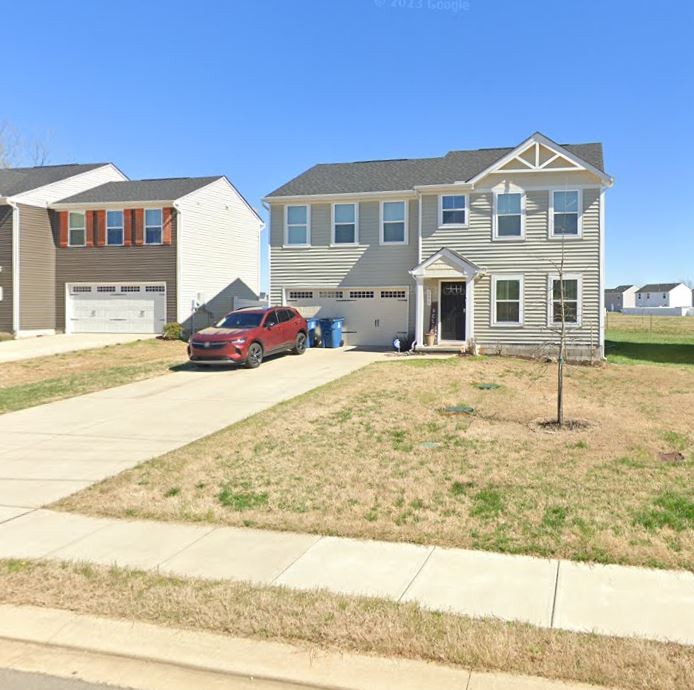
left=0, top=509, right=692, bottom=646
left=0, top=333, right=154, bottom=364
left=0, top=347, right=384, bottom=509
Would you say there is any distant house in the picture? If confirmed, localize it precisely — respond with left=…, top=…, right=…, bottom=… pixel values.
left=605, top=285, right=637, bottom=312
left=635, top=283, right=692, bottom=308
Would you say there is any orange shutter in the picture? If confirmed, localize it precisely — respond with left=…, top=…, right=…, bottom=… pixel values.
left=123, top=209, right=132, bottom=246
left=134, top=209, right=144, bottom=246
left=58, top=211, right=68, bottom=247
left=96, top=210, right=106, bottom=246
left=85, top=211, right=94, bottom=247
left=162, top=207, right=173, bottom=245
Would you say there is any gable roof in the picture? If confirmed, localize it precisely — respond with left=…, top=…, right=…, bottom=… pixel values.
left=606, top=284, right=637, bottom=293
left=637, top=283, right=685, bottom=293
left=55, top=176, right=223, bottom=204
left=265, top=139, right=605, bottom=198
left=410, top=247, right=482, bottom=278
left=0, top=163, right=108, bottom=197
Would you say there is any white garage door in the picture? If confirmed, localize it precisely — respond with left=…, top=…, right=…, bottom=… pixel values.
left=67, top=283, right=167, bottom=334
left=286, top=287, right=409, bottom=347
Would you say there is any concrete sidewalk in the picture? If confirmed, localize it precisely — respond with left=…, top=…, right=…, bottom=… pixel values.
left=0, top=605, right=613, bottom=690
left=0, top=509, right=692, bottom=646
left=0, top=347, right=384, bottom=509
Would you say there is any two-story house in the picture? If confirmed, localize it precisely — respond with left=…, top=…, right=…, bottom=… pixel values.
left=0, top=164, right=262, bottom=337
left=635, top=283, right=692, bottom=308
left=605, top=285, right=637, bottom=312
left=264, top=132, right=613, bottom=360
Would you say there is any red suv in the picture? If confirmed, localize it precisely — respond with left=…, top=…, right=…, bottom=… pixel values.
left=188, top=307, right=308, bottom=369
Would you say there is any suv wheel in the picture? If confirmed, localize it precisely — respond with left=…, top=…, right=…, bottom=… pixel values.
left=245, top=342, right=264, bottom=369
left=293, top=332, right=307, bottom=355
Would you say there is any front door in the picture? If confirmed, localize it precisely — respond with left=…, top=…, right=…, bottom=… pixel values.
left=440, top=281, right=466, bottom=341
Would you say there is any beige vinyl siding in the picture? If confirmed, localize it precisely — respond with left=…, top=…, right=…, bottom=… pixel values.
left=421, top=189, right=601, bottom=349
left=18, top=204, right=55, bottom=331
left=53, top=211, right=177, bottom=332
left=0, top=206, right=13, bottom=332
left=270, top=200, right=418, bottom=326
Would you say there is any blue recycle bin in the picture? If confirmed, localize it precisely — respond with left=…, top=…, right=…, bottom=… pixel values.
left=305, top=318, right=319, bottom=348
left=319, top=318, right=344, bottom=348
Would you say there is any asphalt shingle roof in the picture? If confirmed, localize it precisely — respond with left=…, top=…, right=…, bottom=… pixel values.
left=266, top=143, right=605, bottom=197
left=56, top=177, right=222, bottom=204
left=637, top=283, right=684, bottom=293
left=0, top=163, right=107, bottom=197
left=606, top=284, right=637, bottom=293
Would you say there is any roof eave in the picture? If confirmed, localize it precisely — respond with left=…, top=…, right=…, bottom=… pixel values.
left=51, top=199, right=176, bottom=209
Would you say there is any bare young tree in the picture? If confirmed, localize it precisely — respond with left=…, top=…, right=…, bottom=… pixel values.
left=0, top=121, right=52, bottom=168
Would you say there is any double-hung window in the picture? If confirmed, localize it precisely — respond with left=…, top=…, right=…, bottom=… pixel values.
left=494, top=192, right=524, bottom=239
left=381, top=201, right=407, bottom=244
left=68, top=212, right=86, bottom=247
left=285, top=205, right=310, bottom=246
left=440, top=195, right=467, bottom=227
left=551, top=190, right=581, bottom=237
left=144, top=209, right=163, bottom=245
left=332, top=203, right=357, bottom=245
left=492, top=275, right=523, bottom=325
left=549, top=275, right=581, bottom=326
left=106, top=210, right=124, bottom=246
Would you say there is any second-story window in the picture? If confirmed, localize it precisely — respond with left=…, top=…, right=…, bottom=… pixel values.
left=494, top=192, right=524, bottom=238
left=551, top=190, right=581, bottom=237
left=145, top=209, right=163, bottom=245
left=106, top=210, right=124, bottom=246
left=440, top=195, right=467, bottom=226
left=285, top=205, right=310, bottom=246
left=381, top=201, right=407, bottom=244
left=332, top=203, right=358, bottom=245
left=68, top=211, right=86, bottom=247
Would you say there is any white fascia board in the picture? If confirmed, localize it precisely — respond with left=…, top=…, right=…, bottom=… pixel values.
left=51, top=199, right=174, bottom=209
left=262, top=189, right=417, bottom=204
left=413, top=183, right=473, bottom=193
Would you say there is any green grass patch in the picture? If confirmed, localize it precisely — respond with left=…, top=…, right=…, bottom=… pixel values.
left=635, top=492, right=694, bottom=532
left=218, top=485, right=269, bottom=511
left=470, top=487, right=503, bottom=519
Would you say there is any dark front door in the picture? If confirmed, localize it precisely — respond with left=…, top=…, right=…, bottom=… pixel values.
left=440, top=282, right=466, bottom=341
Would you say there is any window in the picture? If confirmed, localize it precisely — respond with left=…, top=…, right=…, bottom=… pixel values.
left=381, top=290, right=406, bottom=299
left=550, top=276, right=581, bottom=325
left=106, top=210, right=124, bottom=246
left=287, top=290, right=313, bottom=300
left=551, top=190, right=581, bottom=237
left=264, top=310, right=279, bottom=327
left=145, top=285, right=165, bottom=293
left=318, top=290, right=343, bottom=298
left=97, top=285, right=116, bottom=293
left=381, top=201, right=407, bottom=244
left=494, top=192, right=524, bottom=238
left=144, top=209, right=163, bottom=244
left=492, top=276, right=523, bottom=325
left=285, top=205, right=310, bottom=246
left=216, top=312, right=263, bottom=329
left=332, top=203, right=358, bottom=245
left=71, top=286, right=92, bottom=294
left=277, top=309, right=295, bottom=323
left=440, top=195, right=467, bottom=226
left=120, top=285, right=140, bottom=292
left=349, top=290, right=374, bottom=299
left=68, top=211, right=86, bottom=247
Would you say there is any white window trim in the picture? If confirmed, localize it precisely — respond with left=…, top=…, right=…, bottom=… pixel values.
left=491, top=274, right=524, bottom=327
left=106, top=209, right=125, bottom=247
left=547, top=273, right=583, bottom=328
left=380, top=200, right=408, bottom=245
left=68, top=210, right=87, bottom=247
left=438, top=193, right=468, bottom=229
left=549, top=189, right=583, bottom=239
left=144, top=207, right=164, bottom=246
left=330, top=202, right=359, bottom=247
left=493, top=192, right=526, bottom=241
left=284, top=204, right=311, bottom=248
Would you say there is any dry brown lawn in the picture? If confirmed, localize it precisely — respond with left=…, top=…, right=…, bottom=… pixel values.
left=0, top=339, right=187, bottom=413
left=1, top=559, right=691, bottom=690
left=57, top=354, right=694, bottom=570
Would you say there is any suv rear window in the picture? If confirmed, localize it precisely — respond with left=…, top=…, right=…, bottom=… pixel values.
left=216, top=312, right=263, bottom=329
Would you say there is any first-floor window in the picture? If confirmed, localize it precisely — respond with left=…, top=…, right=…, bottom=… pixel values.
left=68, top=211, right=86, bottom=246
left=106, top=210, right=124, bottom=246
left=493, top=275, right=523, bottom=324
left=550, top=276, right=580, bottom=324
left=286, top=205, right=310, bottom=246
left=333, top=203, right=357, bottom=244
left=145, top=209, right=163, bottom=244
left=381, top=201, right=406, bottom=244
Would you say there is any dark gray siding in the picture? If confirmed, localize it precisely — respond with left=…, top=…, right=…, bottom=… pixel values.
left=0, top=205, right=13, bottom=333
left=52, top=211, right=177, bottom=332
left=18, top=204, right=55, bottom=331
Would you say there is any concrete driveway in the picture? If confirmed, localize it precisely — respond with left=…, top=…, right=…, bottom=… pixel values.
left=0, top=334, right=155, bottom=364
left=0, top=348, right=384, bottom=510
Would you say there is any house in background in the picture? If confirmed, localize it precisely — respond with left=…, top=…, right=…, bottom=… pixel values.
left=265, top=132, right=613, bottom=360
left=0, top=164, right=262, bottom=337
left=635, top=283, right=692, bottom=308
left=605, top=284, right=637, bottom=312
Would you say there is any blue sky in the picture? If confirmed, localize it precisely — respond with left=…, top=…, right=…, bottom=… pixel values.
left=3, top=0, right=692, bottom=289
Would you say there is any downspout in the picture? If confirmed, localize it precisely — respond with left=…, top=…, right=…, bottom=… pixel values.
left=173, top=200, right=182, bottom=326
left=262, top=200, right=271, bottom=305
left=7, top=199, right=20, bottom=336
left=598, top=187, right=606, bottom=359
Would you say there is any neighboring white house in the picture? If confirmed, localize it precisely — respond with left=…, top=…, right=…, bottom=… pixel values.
left=635, top=283, right=692, bottom=308
left=605, top=284, right=637, bottom=312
